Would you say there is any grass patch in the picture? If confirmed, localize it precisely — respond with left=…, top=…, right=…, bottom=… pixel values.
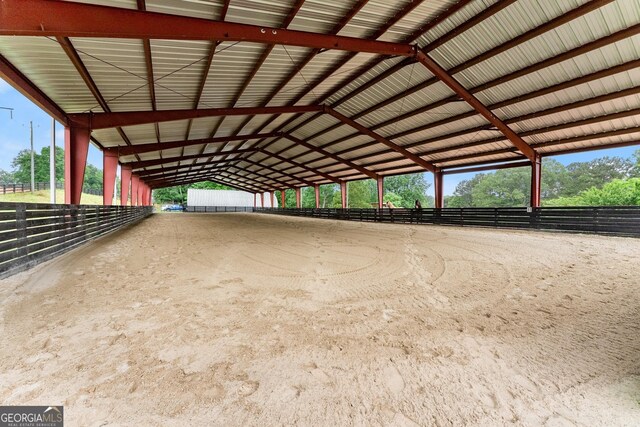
left=0, top=189, right=105, bottom=205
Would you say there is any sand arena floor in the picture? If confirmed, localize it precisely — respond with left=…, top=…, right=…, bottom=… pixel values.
left=0, top=213, right=639, bottom=426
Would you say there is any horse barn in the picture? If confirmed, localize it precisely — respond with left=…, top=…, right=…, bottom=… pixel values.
left=0, top=0, right=639, bottom=424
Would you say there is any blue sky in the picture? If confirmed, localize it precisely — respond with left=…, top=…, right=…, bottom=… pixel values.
left=1, top=80, right=638, bottom=195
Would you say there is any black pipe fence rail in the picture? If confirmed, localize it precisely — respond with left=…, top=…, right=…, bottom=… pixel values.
left=0, top=202, right=153, bottom=278
left=254, top=207, right=640, bottom=237
left=186, top=206, right=254, bottom=212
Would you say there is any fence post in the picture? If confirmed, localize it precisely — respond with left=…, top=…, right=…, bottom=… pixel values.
left=15, top=204, right=28, bottom=259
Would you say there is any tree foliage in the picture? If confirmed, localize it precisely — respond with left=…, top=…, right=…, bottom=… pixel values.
left=445, top=154, right=639, bottom=207
left=11, top=146, right=64, bottom=184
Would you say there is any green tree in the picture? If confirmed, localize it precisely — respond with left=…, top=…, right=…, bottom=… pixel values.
left=82, top=164, right=103, bottom=191
left=190, top=181, right=232, bottom=190
left=384, top=173, right=432, bottom=208
left=0, top=169, right=14, bottom=184
left=11, top=146, right=64, bottom=184
left=445, top=174, right=485, bottom=207
left=153, top=185, right=188, bottom=204
left=563, top=156, right=633, bottom=196
left=471, top=167, right=531, bottom=207
left=631, top=149, right=640, bottom=177
left=579, top=178, right=640, bottom=206
left=541, top=159, right=569, bottom=199
left=347, top=180, right=375, bottom=208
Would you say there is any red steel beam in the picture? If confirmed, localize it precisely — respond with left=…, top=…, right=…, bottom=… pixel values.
left=56, top=36, right=137, bottom=154
left=282, top=134, right=378, bottom=180
left=1, top=0, right=415, bottom=57
left=128, top=149, right=255, bottom=170
left=224, top=164, right=296, bottom=191
left=142, top=165, right=230, bottom=182
left=68, top=105, right=323, bottom=130
left=314, top=78, right=640, bottom=170
left=325, top=107, right=436, bottom=172
left=152, top=176, right=260, bottom=193
left=113, top=132, right=280, bottom=156
left=240, top=159, right=316, bottom=188
left=289, top=1, right=622, bottom=159
left=136, top=0, right=160, bottom=143
left=136, top=159, right=237, bottom=176
left=212, top=0, right=371, bottom=161
left=420, top=51, right=535, bottom=162
left=259, top=149, right=342, bottom=184
left=269, top=0, right=485, bottom=146
left=0, top=54, right=67, bottom=124
left=235, top=0, right=449, bottom=156
left=442, top=161, right=532, bottom=176
left=221, top=168, right=281, bottom=192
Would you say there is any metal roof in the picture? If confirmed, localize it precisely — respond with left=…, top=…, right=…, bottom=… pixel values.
left=1, top=0, right=639, bottom=192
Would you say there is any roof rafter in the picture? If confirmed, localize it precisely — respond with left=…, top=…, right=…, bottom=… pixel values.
left=68, top=105, right=322, bottom=130
left=1, top=0, right=414, bottom=57
left=56, top=36, right=138, bottom=155
left=325, top=107, right=436, bottom=172
left=415, top=50, right=536, bottom=162
left=128, top=149, right=256, bottom=170
left=183, top=0, right=231, bottom=142
left=258, top=149, right=342, bottom=184
left=0, top=53, right=67, bottom=124
left=112, top=132, right=280, bottom=156
left=282, top=134, right=377, bottom=180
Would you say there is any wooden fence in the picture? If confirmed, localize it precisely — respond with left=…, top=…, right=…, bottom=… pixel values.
left=0, top=182, right=103, bottom=196
left=254, top=207, right=640, bottom=237
left=0, top=202, right=152, bottom=278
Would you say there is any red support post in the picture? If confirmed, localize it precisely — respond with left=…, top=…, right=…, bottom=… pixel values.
left=131, top=175, right=140, bottom=206
left=434, top=170, right=444, bottom=209
left=340, top=181, right=347, bottom=208
left=270, top=191, right=275, bottom=208
left=120, top=164, right=132, bottom=206
left=295, top=187, right=301, bottom=208
left=377, top=176, right=384, bottom=208
left=260, top=192, right=265, bottom=208
left=314, top=184, right=320, bottom=208
left=138, top=181, right=145, bottom=207
left=64, top=124, right=90, bottom=204
left=147, top=186, right=153, bottom=206
left=281, top=190, right=286, bottom=208
left=103, top=150, right=118, bottom=205
left=531, top=154, right=542, bottom=208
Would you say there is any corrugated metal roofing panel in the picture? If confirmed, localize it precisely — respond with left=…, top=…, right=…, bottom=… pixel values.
left=378, top=0, right=455, bottom=43
left=187, top=117, right=221, bottom=140
left=492, top=69, right=640, bottom=121
left=416, top=0, right=499, bottom=47
left=338, top=0, right=397, bottom=39
left=234, top=45, right=311, bottom=108
left=92, top=128, right=126, bottom=148
left=226, top=0, right=293, bottom=27
left=150, top=39, right=211, bottom=110
left=512, top=93, right=640, bottom=135
left=430, top=0, right=583, bottom=70
left=69, top=38, right=151, bottom=112
left=199, top=42, right=266, bottom=108
left=146, top=0, right=223, bottom=19
left=0, top=37, right=102, bottom=113
left=158, top=120, right=190, bottom=142
left=288, top=0, right=358, bottom=34
left=453, top=9, right=640, bottom=96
